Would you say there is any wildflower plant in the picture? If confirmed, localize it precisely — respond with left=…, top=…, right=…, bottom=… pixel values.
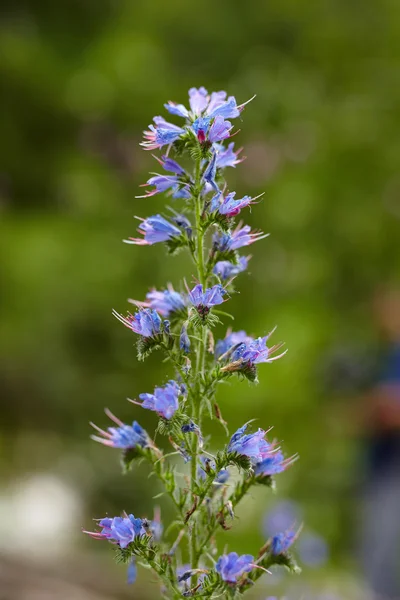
left=84, top=87, right=301, bottom=598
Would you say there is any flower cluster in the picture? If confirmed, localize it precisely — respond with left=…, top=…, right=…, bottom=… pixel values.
left=84, top=86, right=300, bottom=597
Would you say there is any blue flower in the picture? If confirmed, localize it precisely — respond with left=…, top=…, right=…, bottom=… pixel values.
left=188, top=284, right=227, bottom=314
left=155, top=154, right=186, bottom=175
left=164, top=88, right=254, bottom=121
left=141, top=116, right=185, bottom=150
left=180, top=323, right=191, bottom=353
left=192, top=116, right=232, bottom=144
left=271, top=529, right=298, bottom=555
left=137, top=174, right=181, bottom=198
left=164, top=102, right=190, bottom=119
left=138, top=155, right=190, bottom=199
left=203, top=151, right=219, bottom=193
left=182, top=421, right=203, bottom=448
left=215, top=142, right=244, bottom=169
left=134, top=380, right=181, bottom=420
left=84, top=514, right=145, bottom=549
left=213, top=223, right=269, bottom=252
left=171, top=212, right=193, bottom=235
left=125, top=215, right=182, bottom=246
left=207, top=96, right=241, bottom=119
left=189, top=87, right=209, bottom=115
left=145, top=286, right=187, bottom=317
left=227, top=422, right=270, bottom=462
left=90, top=409, right=150, bottom=449
left=113, top=307, right=162, bottom=338
left=210, top=191, right=260, bottom=217
left=208, top=116, right=232, bottom=142
left=213, top=256, right=249, bottom=280
left=216, top=552, right=254, bottom=583
left=254, top=448, right=297, bottom=477
left=127, top=558, right=137, bottom=584
left=230, top=334, right=286, bottom=366
left=215, top=330, right=253, bottom=359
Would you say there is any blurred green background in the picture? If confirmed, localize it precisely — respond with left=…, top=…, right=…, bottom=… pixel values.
left=1, top=0, right=399, bottom=598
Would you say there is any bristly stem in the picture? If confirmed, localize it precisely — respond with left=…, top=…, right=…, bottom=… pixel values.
left=190, top=150, right=208, bottom=580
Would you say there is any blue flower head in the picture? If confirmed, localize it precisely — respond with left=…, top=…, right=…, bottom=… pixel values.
left=227, top=423, right=270, bottom=462
left=215, top=142, right=244, bottom=169
left=141, top=117, right=185, bottom=150
left=145, top=285, right=187, bottom=318
left=84, top=514, right=145, bottom=549
left=113, top=307, right=162, bottom=338
left=164, top=87, right=253, bottom=122
left=137, top=174, right=180, bottom=199
left=135, top=380, right=181, bottom=420
left=215, top=330, right=254, bottom=359
left=230, top=334, right=287, bottom=366
left=90, top=409, right=150, bottom=450
left=216, top=552, right=254, bottom=583
left=213, top=256, right=249, bottom=281
left=271, top=528, right=299, bottom=555
left=203, top=151, right=219, bottom=193
left=180, top=323, right=191, bottom=353
left=211, top=191, right=260, bottom=218
left=213, top=223, right=269, bottom=252
left=125, top=214, right=182, bottom=246
left=189, top=284, right=226, bottom=308
left=254, top=447, right=297, bottom=477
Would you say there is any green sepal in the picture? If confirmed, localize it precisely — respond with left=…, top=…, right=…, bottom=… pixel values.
left=136, top=333, right=164, bottom=361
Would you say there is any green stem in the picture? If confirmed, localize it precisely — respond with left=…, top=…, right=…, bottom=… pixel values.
left=190, top=151, right=208, bottom=580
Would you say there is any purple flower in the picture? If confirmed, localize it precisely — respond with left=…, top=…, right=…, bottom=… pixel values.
left=132, top=380, right=181, bottom=420
left=192, top=116, right=211, bottom=143
left=150, top=507, right=163, bottom=541
left=137, top=174, right=180, bottom=198
left=254, top=447, right=297, bottom=477
left=141, top=117, right=185, bottom=150
left=155, top=154, right=186, bottom=175
left=203, top=151, right=219, bottom=193
left=90, top=409, right=150, bottom=449
left=207, top=96, right=241, bottom=119
left=84, top=514, right=145, bottom=549
left=113, top=307, right=162, bottom=338
left=188, top=284, right=226, bottom=311
left=271, top=529, right=298, bottom=555
left=182, top=421, right=203, bottom=448
left=127, top=558, right=137, bottom=584
left=215, top=142, right=244, bottom=169
left=213, top=223, right=269, bottom=252
left=124, top=215, right=182, bottom=246
left=216, top=552, right=254, bottom=583
left=227, top=423, right=270, bottom=462
left=163, top=88, right=254, bottom=122
left=164, top=102, right=189, bottom=119
left=171, top=212, right=192, bottom=235
left=204, top=91, right=228, bottom=116
left=189, top=87, right=209, bottom=115
left=215, top=330, right=253, bottom=359
left=192, top=116, right=232, bottom=144
left=145, top=285, right=187, bottom=317
left=211, top=191, right=260, bottom=217
left=180, top=323, right=191, bottom=353
left=230, top=333, right=287, bottom=366
left=213, top=256, right=249, bottom=280
left=208, top=116, right=232, bottom=142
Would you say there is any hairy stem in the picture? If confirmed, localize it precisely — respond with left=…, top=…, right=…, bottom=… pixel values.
left=190, top=150, right=209, bottom=580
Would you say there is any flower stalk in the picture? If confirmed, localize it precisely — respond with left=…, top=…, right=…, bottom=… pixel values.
left=84, top=86, right=300, bottom=598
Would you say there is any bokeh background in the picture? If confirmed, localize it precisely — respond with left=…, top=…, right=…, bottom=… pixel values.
left=1, top=0, right=400, bottom=598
